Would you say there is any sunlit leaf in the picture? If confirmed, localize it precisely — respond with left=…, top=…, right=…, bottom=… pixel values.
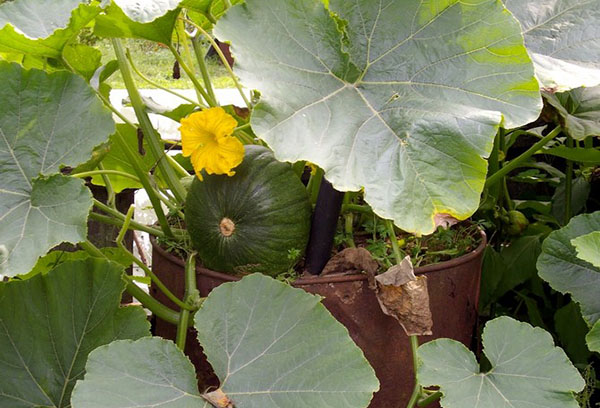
left=572, top=231, right=600, bottom=268
left=113, top=0, right=182, bottom=23
left=215, top=0, right=541, bottom=234
left=62, top=43, right=103, bottom=81
left=0, top=62, right=115, bottom=276
left=0, top=0, right=101, bottom=58
left=95, top=3, right=180, bottom=43
left=504, top=0, right=600, bottom=91
left=183, top=0, right=244, bottom=29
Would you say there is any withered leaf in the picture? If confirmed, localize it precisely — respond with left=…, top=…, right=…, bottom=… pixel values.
left=374, top=256, right=433, bottom=336
left=433, top=213, right=459, bottom=229
left=202, top=388, right=234, bottom=408
left=321, top=247, right=379, bottom=276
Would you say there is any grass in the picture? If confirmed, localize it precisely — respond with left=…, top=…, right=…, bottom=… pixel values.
left=96, top=38, right=234, bottom=90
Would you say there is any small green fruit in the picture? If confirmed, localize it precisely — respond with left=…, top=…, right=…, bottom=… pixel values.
left=506, top=210, right=529, bottom=235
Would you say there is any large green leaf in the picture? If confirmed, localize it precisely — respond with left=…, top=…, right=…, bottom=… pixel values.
left=0, top=0, right=101, bottom=58
left=418, top=316, right=584, bottom=408
left=196, top=273, right=378, bottom=407
left=71, top=338, right=208, bottom=408
left=215, top=0, right=541, bottom=234
left=544, top=86, right=600, bottom=140
left=537, top=212, right=600, bottom=325
left=72, top=274, right=379, bottom=408
left=0, top=258, right=150, bottom=408
left=94, top=3, right=180, bottom=43
left=0, top=62, right=115, bottom=276
left=504, top=0, right=600, bottom=91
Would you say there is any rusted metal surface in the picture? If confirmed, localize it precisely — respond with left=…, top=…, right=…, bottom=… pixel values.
left=151, top=232, right=486, bottom=407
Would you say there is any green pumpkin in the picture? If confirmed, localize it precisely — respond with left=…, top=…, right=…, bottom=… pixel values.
left=185, top=145, right=312, bottom=276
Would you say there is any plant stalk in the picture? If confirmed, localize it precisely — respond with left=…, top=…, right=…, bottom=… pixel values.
left=183, top=18, right=251, bottom=108
left=485, top=126, right=562, bottom=188
left=112, top=38, right=188, bottom=205
left=191, top=35, right=217, bottom=106
left=168, top=43, right=216, bottom=107
left=176, top=18, right=208, bottom=106
left=564, top=135, right=574, bottom=223
left=92, top=199, right=168, bottom=238
left=406, top=335, right=422, bottom=408
left=94, top=89, right=138, bottom=127
left=124, top=279, right=181, bottom=325
left=116, top=206, right=194, bottom=312
left=341, top=203, right=373, bottom=215
left=73, top=239, right=183, bottom=325
left=176, top=308, right=191, bottom=351
left=176, top=253, right=200, bottom=350
left=112, top=131, right=174, bottom=238
left=126, top=49, right=203, bottom=108
left=343, top=193, right=355, bottom=248
left=72, top=169, right=141, bottom=183
left=97, top=163, right=116, bottom=208
left=79, top=240, right=106, bottom=258
left=166, top=154, right=192, bottom=178
left=307, top=167, right=324, bottom=205
left=385, top=219, right=403, bottom=265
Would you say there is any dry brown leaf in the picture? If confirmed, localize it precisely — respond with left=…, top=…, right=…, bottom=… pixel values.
left=374, top=256, right=433, bottom=336
left=433, top=213, right=459, bottom=229
left=321, top=247, right=379, bottom=276
left=202, top=389, right=234, bottom=408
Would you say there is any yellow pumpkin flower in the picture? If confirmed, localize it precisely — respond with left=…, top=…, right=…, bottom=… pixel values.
left=180, top=107, right=244, bottom=180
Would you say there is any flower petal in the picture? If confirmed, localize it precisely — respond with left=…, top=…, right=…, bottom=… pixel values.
left=181, top=107, right=244, bottom=180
